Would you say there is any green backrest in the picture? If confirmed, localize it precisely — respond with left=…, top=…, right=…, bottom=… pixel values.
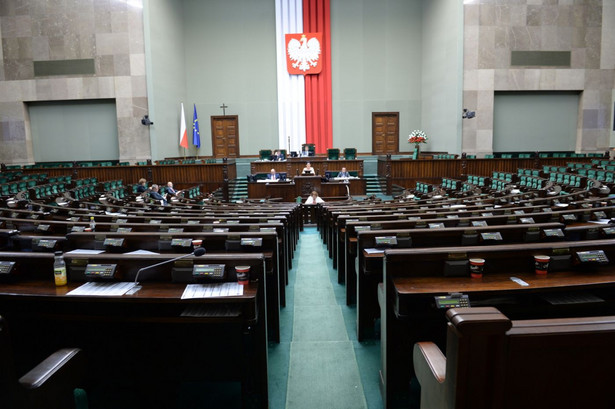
left=259, top=149, right=272, bottom=160
left=327, top=148, right=340, bottom=160
left=343, top=148, right=357, bottom=160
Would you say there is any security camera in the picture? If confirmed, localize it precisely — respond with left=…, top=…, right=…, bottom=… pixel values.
left=141, top=115, right=153, bottom=125
left=462, top=109, right=476, bottom=119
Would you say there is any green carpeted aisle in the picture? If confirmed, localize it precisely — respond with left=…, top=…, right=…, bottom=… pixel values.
left=269, top=227, right=383, bottom=409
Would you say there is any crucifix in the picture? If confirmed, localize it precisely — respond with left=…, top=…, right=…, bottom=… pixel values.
left=220, top=103, right=228, bottom=116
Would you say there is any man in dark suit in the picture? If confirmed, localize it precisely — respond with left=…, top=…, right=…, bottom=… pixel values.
left=267, top=169, right=280, bottom=181
left=337, top=167, right=350, bottom=178
left=272, top=150, right=286, bottom=161
left=149, top=184, right=168, bottom=205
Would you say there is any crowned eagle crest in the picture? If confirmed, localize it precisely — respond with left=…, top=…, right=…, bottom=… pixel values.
left=287, top=34, right=321, bottom=72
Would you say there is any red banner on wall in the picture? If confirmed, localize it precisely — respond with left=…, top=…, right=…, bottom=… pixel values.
left=285, top=33, right=323, bottom=75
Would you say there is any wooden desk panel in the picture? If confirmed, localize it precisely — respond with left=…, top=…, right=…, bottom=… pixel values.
left=380, top=239, right=615, bottom=408
left=250, top=159, right=364, bottom=177
left=0, top=252, right=268, bottom=408
left=247, top=178, right=366, bottom=201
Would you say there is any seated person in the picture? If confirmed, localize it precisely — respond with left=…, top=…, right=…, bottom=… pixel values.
left=301, top=147, right=311, bottom=157
left=166, top=181, right=181, bottom=196
left=136, top=178, right=148, bottom=193
left=267, top=168, right=280, bottom=181
left=305, top=190, right=324, bottom=204
left=272, top=150, right=286, bottom=161
left=166, top=181, right=182, bottom=201
left=149, top=184, right=168, bottom=205
left=302, top=162, right=315, bottom=175
left=337, top=167, right=351, bottom=178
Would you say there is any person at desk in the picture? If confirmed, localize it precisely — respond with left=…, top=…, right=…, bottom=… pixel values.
left=267, top=168, right=280, bottom=181
left=136, top=178, right=148, bottom=193
left=301, top=146, right=311, bottom=157
left=302, top=162, right=315, bottom=175
left=166, top=181, right=181, bottom=196
left=149, top=184, right=168, bottom=205
left=305, top=190, right=324, bottom=204
left=272, top=150, right=285, bottom=161
left=166, top=181, right=182, bottom=201
left=337, top=167, right=351, bottom=178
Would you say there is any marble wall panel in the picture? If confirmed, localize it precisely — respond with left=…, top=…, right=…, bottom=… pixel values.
left=463, top=0, right=612, bottom=156
left=0, top=0, right=149, bottom=164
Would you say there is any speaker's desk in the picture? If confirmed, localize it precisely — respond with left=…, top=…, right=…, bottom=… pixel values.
left=247, top=177, right=366, bottom=202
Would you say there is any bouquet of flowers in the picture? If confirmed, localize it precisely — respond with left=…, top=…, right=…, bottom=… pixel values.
left=408, top=130, right=428, bottom=144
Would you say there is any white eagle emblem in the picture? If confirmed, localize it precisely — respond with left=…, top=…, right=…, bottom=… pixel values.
left=287, top=35, right=321, bottom=72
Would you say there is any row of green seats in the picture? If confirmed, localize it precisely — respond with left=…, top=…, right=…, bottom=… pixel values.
left=441, top=178, right=460, bottom=190
left=580, top=169, right=615, bottom=183
left=415, top=182, right=433, bottom=194
left=0, top=180, right=38, bottom=196
left=108, top=187, right=128, bottom=200
left=0, top=171, right=23, bottom=183
left=29, top=183, right=67, bottom=201
left=490, top=179, right=509, bottom=191
left=548, top=172, right=586, bottom=188
left=73, top=177, right=97, bottom=187
left=517, top=168, right=542, bottom=177
left=543, top=165, right=568, bottom=174
left=70, top=184, right=96, bottom=200
left=491, top=171, right=515, bottom=183
left=99, top=180, right=123, bottom=192
left=466, top=175, right=489, bottom=187
left=433, top=154, right=457, bottom=159
left=519, top=175, right=546, bottom=189
left=48, top=175, right=72, bottom=184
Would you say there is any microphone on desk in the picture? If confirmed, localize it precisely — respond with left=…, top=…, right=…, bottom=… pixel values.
left=133, top=247, right=206, bottom=288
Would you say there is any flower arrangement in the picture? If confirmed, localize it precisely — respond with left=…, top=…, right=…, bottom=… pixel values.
left=408, top=130, right=428, bottom=144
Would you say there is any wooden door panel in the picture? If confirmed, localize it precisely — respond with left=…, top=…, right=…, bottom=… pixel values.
left=211, top=116, right=239, bottom=158
left=372, top=112, right=399, bottom=155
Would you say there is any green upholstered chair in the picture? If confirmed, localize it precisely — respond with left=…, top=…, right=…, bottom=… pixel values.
left=301, top=144, right=315, bottom=155
left=327, top=148, right=340, bottom=160
left=343, top=148, right=357, bottom=160
left=259, top=149, right=272, bottom=160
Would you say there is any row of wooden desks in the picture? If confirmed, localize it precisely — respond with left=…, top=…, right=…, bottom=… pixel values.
left=0, top=252, right=269, bottom=408
left=380, top=240, right=615, bottom=408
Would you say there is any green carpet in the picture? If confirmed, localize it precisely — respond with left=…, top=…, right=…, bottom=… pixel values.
left=283, top=228, right=368, bottom=409
left=286, top=341, right=368, bottom=409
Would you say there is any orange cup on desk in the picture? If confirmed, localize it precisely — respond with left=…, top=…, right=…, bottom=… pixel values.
left=236, top=266, right=250, bottom=285
left=534, top=255, right=550, bottom=275
left=192, top=239, right=202, bottom=248
left=469, top=258, right=485, bottom=278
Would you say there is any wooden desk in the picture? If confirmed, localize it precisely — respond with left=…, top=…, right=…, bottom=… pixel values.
left=247, top=178, right=366, bottom=201
left=353, top=222, right=565, bottom=340
left=64, top=230, right=283, bottom=343
left=250, top=158, right=364, bottom=177
left=0, top=252, right=268, bottom=408
left=380, top=240, right=615, bottom=408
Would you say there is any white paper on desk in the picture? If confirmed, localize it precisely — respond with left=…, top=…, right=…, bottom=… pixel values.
left=588, top=219, right=611, bottom=225
left=364, top=248, right=385, bottom=254
left=181, top=283, right=244, bottom=299
left=64, top=249, right=105, bottom=255
left=67, top=281, right=136, bottom=296
left=125, top=249, right=160, bottom=255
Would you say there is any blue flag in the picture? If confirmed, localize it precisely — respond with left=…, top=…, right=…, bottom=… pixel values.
left=192, top=104, right=200, bottom=148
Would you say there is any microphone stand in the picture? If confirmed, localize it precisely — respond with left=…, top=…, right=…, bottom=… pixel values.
left=132, top=247, right=206, bottom=291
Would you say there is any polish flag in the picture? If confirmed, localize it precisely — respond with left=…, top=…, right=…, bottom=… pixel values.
left=179, top=103, right=188, bottom=149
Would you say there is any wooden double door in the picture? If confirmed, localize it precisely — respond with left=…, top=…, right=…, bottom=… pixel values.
left=372, top=112, right=399, bottom=155
left=211, top=115, right=239, bottom=158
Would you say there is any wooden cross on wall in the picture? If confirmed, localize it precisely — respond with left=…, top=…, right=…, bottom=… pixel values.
left=220, top=103, right=228, bottom=116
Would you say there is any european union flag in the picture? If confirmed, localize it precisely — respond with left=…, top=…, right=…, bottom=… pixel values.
left=192, top=104, right=200, bottom=148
